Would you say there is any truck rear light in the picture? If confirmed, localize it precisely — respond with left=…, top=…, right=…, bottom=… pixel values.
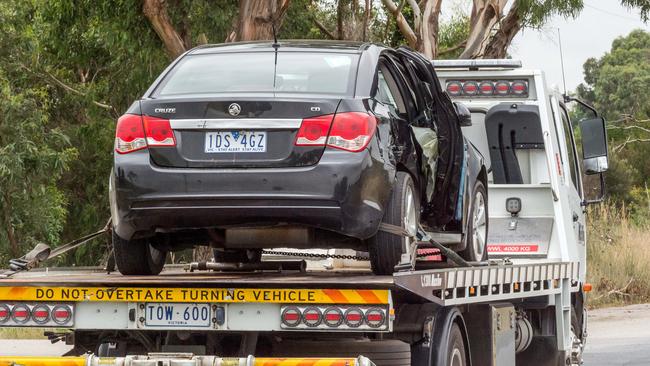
left=281, top=306, right=301, bottom=327
left=365, top=308, right=386, bottom=328
left=479, top=82, right=494, bottom=95
left=446, top=81, right=462, bottom=96
left=462, top=81, right=478, bottom=96
left=511, top=81, right=528, bottom=95
left=11, top=304, right=30, bottom=324
left=295, top=115, right=334, bottom=146
left=115, top=114, right=147, bottom=154
left=52, top=305, right=73, bottom=325
left=326, top=112, right=376, bottom=152
left=302, top=307, right=322, bottom=327
left=495, top=81, right=510, bottom=95
left=323, top=308, right=343, bottom=327
left=344, top=308, right=364, bottom=328
left=143, top=116, right=176, bottom=146
left=0, top=305, right=9, bottom=323
left=31, top=305, right=50, bottom=324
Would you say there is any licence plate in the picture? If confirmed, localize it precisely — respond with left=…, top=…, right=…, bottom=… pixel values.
left=144, top=303, right=211, bottom=328
left=205, top=131, right=266, bottom=153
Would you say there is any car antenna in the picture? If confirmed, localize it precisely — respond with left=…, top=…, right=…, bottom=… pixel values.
left=272, top=19, right=280, bottom=90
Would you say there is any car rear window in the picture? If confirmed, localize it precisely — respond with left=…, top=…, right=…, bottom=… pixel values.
left=154, top=51, right=359, bottom=97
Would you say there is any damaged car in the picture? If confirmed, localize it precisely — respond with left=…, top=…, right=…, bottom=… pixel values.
left=109, top=41, right=488, bottom=275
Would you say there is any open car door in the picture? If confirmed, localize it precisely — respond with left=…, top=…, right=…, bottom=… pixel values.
left=395, top=47, right=465, bottom=229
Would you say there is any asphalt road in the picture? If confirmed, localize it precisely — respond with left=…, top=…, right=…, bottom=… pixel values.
left=1, top=304, right=649, bottom=364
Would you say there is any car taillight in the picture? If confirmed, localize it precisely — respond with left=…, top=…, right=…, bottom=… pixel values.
left=115, top=114, right=176, bottom=154
left=327, top=112, right=376, bottom=152
left=445, top=80, right=529, bottom=98
left=144, top=116, right=176, bottom=146
left=115, top=114, right=147, bottom=154
left=11, top=304, right=30, bottom=324
left=295, top=112, right=376, bottom=152
left=51, top=305, right=73, bottom=325
left=295, top=115, right=333, bottom=146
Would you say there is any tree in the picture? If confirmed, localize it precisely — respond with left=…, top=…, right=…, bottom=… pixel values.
left=382, top=0, right=648, bottom=59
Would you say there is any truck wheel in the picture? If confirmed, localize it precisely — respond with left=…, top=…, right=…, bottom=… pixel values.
left=369, top=172, right=419, bottom=275
left=459, top=180, right=488, bottom=262
left=112, top=231, right=167, bottom=275
left=447, top=323, right=467, bottom=366
left=273, top=339, right=410, bottom=366
left=213, top=249, right=262, bottom=263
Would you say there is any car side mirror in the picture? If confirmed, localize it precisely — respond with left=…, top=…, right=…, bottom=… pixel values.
left=580, top=116, right=608, bottom=175
left=453, top=102, right=472, bottom=127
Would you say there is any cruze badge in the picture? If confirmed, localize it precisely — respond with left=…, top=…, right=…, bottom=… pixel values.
left=228, top=103, right=241, bottom=116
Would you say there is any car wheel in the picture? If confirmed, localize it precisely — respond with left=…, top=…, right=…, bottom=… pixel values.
left=369, top=172, right=419, bottom=275
left=459, top=180, right=488, bottom=262
left=446, top=324, right=467, bottom=366
left=112, top=231, right=167, bottom=275
left=213, top=249, right=262, bottom=263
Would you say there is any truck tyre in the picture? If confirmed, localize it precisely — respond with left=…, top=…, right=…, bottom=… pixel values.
left=459, top=180, right=488, bottom=262
left=447, top=323, right=467, bottom=366
left=112, top=231, right=167, bottom=275
left=273, top=339, right=410, bottom=366
left=369, top=172, right=419, bottom=275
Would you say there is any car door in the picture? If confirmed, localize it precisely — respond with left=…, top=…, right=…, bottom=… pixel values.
left=395, top=48, right=465, bottom=229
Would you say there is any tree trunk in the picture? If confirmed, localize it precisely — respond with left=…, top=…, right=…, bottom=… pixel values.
left=419, top=0, right=442, bottom=59
left=229, top=0, right=291, bottom=42
left=143, top=0, right=187, bottom=58
left=2, top=193, right=18, bottom=258
left=460, top=0, right=508, bottom=59
left=482, top=3, right=521, bottom=58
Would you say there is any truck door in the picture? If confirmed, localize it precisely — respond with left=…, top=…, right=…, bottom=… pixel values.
left=551, top=99, right=586, bottom=261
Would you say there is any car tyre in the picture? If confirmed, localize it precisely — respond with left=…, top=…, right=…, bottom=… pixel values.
left=446, top=323, right=467, bottom=366
left=112, top=231, right=167, bottom=275
left=369, top=172, right=419, bottom=275
left=459, top=180, right=488, bottom=262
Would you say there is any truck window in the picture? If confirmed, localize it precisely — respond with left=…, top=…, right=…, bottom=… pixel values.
left=560, top=106, right=581, bottom=194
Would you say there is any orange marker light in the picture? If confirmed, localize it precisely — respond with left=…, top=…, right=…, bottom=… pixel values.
left=583, top=283, right=593, bottom=292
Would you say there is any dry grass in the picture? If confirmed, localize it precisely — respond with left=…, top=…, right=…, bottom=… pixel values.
left=587, top=203, right=650, bottom=308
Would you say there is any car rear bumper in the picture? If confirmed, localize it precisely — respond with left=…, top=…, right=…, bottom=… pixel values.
left=110, top=147, right=393, bottom=241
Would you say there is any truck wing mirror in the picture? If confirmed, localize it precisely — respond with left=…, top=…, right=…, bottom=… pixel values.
left=580, top=116, right=608, bottom=175
left=453, top=102, right=472, bottom=127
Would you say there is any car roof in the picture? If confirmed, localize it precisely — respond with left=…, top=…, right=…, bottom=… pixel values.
left=188, top=40, right=378, bottom=55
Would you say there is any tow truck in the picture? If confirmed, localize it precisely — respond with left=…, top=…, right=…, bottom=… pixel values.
left=0, top=60, right=609, bottom=366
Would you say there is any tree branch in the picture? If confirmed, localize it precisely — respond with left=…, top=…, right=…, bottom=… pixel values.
left=438, top=40, right=467, bottom=55
left=313, top=18, right=337, bottom=39
left=143, top=0, right=187, bottom=58
left=382, top=0, right=418, bottom=47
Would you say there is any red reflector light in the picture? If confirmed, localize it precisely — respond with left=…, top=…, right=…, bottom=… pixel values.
left=511, top=81, right=528, bottom=95
left=52, top=305, right=72, bottom=325
left=446, top=81, right=462, bottom=96
left=295, top=114, right=334, bottom=146
left=479, top=82, right=494, bottom=95
left=495, top=81, right=510, bottom=95
left=31, top=305, right=50, bottom=324
left=115, top=114, right=147, bottom=154
left=365, top=308, right=386, bottom=328
left=302, top=307, right=322, bottom=327
left=281, top=306, right=301, bottom=327
left=326, top=112, right=376, bottom=152
left=0, top=305, right=9, bottom=323
left=462, top=81, right=478, bottom=96
left=143, top=116, right=176, bottom=146
left=323, top=308, right=343, bottom=327
left=11, top=305, right=30, bottom=324
left=344, top=308, right=364, bottom=328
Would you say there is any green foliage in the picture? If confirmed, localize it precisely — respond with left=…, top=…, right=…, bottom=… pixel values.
left=437, top=14, right=470, bottom=59
left=0, top=73, right=77, bottom=261
left=576, top=29, right=650, bottom=206
left=517, top=0, right=584, bottom=28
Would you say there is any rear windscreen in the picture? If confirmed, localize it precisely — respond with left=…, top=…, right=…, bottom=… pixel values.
left=155, top=52, right=359, bottom=97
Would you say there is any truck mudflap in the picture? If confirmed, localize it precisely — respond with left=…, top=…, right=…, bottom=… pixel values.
left=0, top=354, right=376, bottom=366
